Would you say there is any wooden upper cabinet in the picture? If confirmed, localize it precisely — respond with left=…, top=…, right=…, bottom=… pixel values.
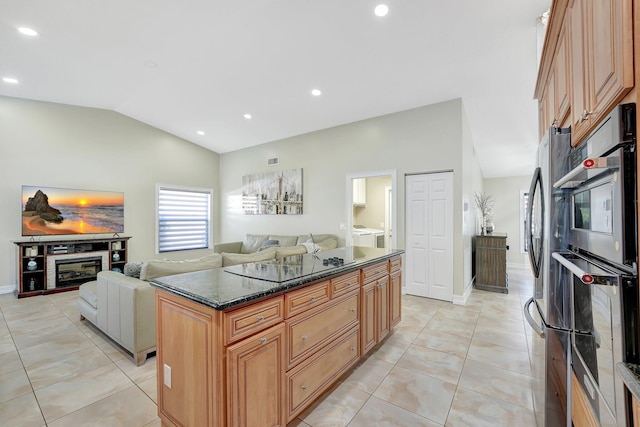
left=554, top=16, right=571, bottom=126
left=569, top=0, right=634, bottom=145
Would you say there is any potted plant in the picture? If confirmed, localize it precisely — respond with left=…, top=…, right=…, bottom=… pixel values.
left=474, top=191, right=495, bottom=235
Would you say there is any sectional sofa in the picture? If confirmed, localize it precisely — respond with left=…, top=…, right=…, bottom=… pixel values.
left=77, top=233, right=339, bottom=365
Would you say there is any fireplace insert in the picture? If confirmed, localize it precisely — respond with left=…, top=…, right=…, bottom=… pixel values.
left=55, top=256, right=102, bottom=287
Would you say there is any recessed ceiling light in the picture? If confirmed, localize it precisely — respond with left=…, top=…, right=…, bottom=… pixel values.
left=311, top=89, right=322, bottom=96
left=244, top=113, right=252, bottom=119
left=374, top=4, right=389, bottom=17
left=2, top=77, right=19, bottom=84
left=196, top=130, right=205, bottom=136
left=18, top=27, right=38, bottom=36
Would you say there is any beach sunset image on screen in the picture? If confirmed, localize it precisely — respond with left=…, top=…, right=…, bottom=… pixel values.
left=22, top=186, right=124, bottom=236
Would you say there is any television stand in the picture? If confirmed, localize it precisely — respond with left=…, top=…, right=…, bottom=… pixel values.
left=13, top=236, right=131, bottom=298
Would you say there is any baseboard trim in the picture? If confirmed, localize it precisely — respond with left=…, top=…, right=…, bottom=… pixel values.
left=0, top=285, right=16, bottom=295
left=453, top=281, right=473, bottom=306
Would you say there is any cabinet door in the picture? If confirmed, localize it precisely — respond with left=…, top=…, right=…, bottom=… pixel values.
left=570, top=0, right=633, bottom=146
left=389, top=270, right=402, bottom=329
left=360, top=281, right=376, bottom=354
left=156, top=292, right=220, bottom=427
left=586, top=0, right=633, bottom=128
left=227, top=323, right=286, bottom=427
left=376, top=275, right=390, bottom=342
left=554, top=16, right=571, bottom=125
left=569, top=0, right=590, bottom=143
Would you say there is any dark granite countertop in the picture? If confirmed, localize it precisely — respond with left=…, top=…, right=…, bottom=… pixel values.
left=150, top=246, right=404, bottom=311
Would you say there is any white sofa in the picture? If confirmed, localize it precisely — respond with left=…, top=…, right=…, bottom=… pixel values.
left=78, top=272, right=156, bottom=366
left=78, top=253, right=224, bottom=365
left=77, top=236, right=338, bottom=365
left=213, top=233, right=339, bottom=255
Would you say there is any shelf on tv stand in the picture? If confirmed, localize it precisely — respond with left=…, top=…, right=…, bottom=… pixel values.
left=13, top=236, right=131, bottom=298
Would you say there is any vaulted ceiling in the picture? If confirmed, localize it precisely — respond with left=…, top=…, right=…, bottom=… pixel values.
left=0, top=0, right=550, bottom=178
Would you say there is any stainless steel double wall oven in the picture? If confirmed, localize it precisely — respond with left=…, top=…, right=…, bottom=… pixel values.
left=525, top=103, right=639, bottom=427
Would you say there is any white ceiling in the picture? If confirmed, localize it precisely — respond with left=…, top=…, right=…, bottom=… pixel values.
left=0, top=0, right=550, bottom=178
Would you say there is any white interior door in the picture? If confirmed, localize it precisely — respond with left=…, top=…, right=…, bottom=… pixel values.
left=405, top=172, right=453, bottom=301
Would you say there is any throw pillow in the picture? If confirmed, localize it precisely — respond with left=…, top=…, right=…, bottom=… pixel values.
left=123, top=262, right=143, bottom=278
left=258, top=239, right=279, bottom=251
left=222, top=247, right=277, bottom=266
left=141, top=253, right=223, bottom=281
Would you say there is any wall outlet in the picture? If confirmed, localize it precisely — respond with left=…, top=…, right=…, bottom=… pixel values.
left=339, top=223, right=346, bottom=230
left=380, top=222, right=385, bottom=228
left=164, top=364, right=172, bottom=389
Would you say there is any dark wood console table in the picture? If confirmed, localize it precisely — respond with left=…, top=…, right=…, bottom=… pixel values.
left=475, top=233, right=508, bottom=294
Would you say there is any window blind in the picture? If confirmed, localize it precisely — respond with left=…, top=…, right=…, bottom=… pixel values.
left=158, top=187, right=211, bottom=252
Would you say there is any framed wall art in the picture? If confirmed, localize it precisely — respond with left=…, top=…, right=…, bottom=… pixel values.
left=242, top=168, right=303, bottom=215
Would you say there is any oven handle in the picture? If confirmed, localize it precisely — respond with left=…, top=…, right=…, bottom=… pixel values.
left=553, top=156, right=618, bottom=189
left=552, top=252, right=617, bottom=286
left=523, top=297, right=545, bottom=338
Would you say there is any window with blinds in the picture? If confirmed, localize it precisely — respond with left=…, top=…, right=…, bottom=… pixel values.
left=157, top=186, right=212, bottom=253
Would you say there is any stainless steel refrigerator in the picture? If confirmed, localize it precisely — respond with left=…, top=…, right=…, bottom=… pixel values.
left=524, top=126, right=572, bottom=427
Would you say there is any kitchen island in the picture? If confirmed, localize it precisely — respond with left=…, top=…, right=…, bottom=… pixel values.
left=150, top=246, right=403, bottom=427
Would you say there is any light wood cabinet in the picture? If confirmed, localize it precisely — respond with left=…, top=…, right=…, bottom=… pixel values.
left=555, top=15, right=571, bottom=126
left=286, top=326, right=359, bottom=420
left=156, top=259, right=401, bottom=427
left=538, top=0, right=633, bottom=146
left=360, top=280, right=377, bottom=354
left=156, top=291, right=224, bottom=427
left=376, top=274, right=391, bottom=342
left=224, top=296, right=284, bottom=345
left=286, top=292, right=358, bottom=368
left=569, top=0, right=634, bottom=145
left=227, top=323, right=286, bottom=427
left=633, top=394, right=640, bottom=426
left=390, top=269, right=402, bottom=329
left=360, top=259, right=399, bottom=353
left=571, top=370, right=599, bottom=427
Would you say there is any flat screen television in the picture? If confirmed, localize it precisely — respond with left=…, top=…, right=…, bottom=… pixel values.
left=22, top=185, right=124, bottom=236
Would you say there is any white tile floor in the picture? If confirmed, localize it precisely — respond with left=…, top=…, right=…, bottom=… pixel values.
left=0, top=265, right=539, bottom=426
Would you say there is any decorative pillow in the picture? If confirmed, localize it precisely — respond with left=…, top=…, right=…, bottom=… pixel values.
left=296, top=234, right=332, bottom=246
left=316, top=238, right=338, bottom=251
left=258, top=239, right=279, bottom=251
left=222, top=247, right=277, bottom=266
left=268, top=235, right=298, bottom=247
left=240, top=234, right=269, bottom=254
left=141, top=253, right=223, bottom=281
left=275, top=245, right=307, bottom=258
left=123, top=262, right=143, bottom=278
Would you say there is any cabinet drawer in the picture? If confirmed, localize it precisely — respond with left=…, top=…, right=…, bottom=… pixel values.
left=361, top=261, right=388, bottom=282
left=287, top=327, right=360, bottom=421
left=287, top=293, right=359, bottom=368
left=224, top=297, right=284, bottom=345
left=389, top=256, right=402, bottom=272
left=285, top=280, right=330, bottom=318
left=330, top=271, right=360, bottom=299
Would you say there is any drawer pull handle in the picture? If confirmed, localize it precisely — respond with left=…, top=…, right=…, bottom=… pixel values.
left=260, top=337, right=267, bottom=344
left=310, top=296, right=316, bottom=302
left=302, top=336, right=307, bottom=342
left=351, top=346, right=356, bottom=352
left=257, top=315, right=264, bottom=322
left=350, top=308, right=356, bottom=313
left=302, top=385, right=307, bottom=391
